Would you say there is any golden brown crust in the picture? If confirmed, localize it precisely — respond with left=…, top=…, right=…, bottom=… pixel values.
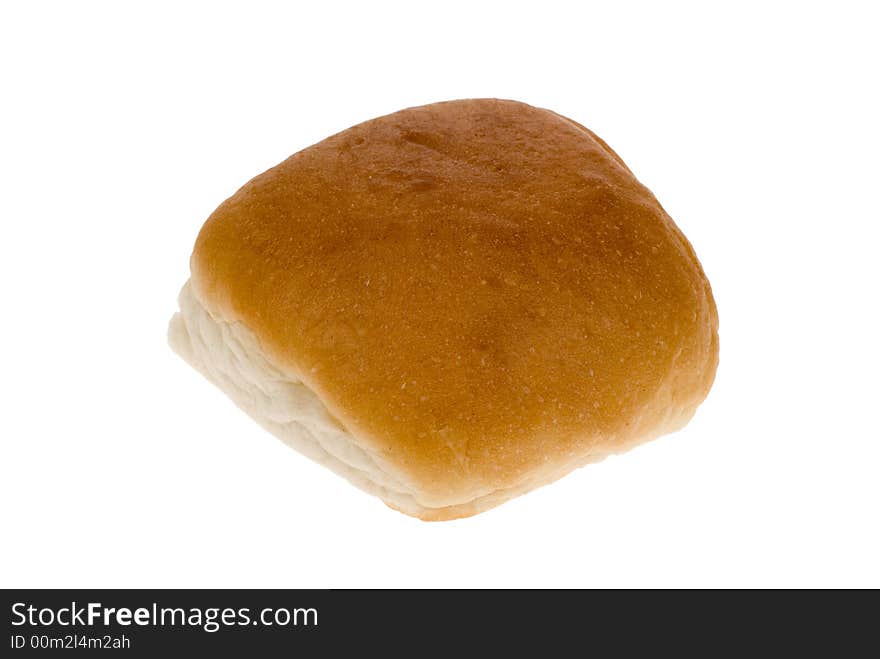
left=190, top=98, right=718, bottom=510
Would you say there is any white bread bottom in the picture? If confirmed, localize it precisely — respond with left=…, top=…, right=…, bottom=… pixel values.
left=168, top=281, right=694, bottom=520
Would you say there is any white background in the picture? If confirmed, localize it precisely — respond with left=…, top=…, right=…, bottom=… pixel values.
left=2, top=1, right=878, bottom=588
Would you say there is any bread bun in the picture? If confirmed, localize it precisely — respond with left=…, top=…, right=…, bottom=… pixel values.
left=169, top=98, right=718, bottom=520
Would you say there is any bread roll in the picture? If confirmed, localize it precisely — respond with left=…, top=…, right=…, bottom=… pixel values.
left=169, top=99, right=718, bottom=520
